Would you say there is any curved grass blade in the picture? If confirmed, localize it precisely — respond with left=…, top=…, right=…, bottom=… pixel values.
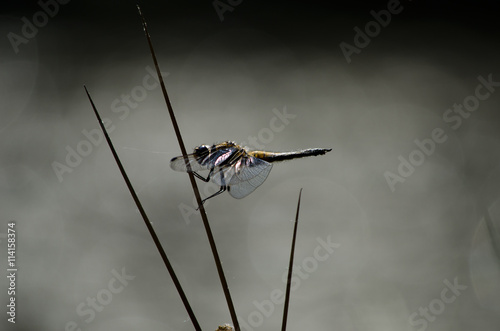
left=137, top=6, right=241, bottom=330
left=282, top=188, right=303, bottom=331
left=84, top=86, right=201, bottom=331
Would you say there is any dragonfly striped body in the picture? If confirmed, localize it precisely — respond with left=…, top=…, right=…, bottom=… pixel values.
left=248, top=148, right=332, bottom=162
left=170, top=141, right=331, bottom=203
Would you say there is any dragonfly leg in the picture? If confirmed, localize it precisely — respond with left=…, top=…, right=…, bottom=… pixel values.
left=196, top=186, right=227, bottom=210
left=193, top=168, right=214, bottom=182
left=193, top=172, right=209, bottom=182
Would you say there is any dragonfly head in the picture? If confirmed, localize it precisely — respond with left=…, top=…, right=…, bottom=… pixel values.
left=194, top=144, right=210, bottom=161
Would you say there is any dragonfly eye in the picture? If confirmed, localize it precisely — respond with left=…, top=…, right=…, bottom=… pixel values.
left=195, top=145, right=209, bottom=152
left=194, top=145, right=209, bottom=157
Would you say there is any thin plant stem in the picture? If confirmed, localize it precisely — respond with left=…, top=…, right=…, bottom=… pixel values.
left=136, top=6, right=241, bottom=330
left=84, top=86, right=202, bottom=331
left=282, top=188, right=303, bottom=331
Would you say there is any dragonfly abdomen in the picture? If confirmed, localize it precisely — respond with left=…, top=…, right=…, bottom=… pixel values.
left=250, top=148, right=332, bottom=163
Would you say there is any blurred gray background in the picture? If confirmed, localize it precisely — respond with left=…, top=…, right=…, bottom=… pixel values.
left=1, top=1, right=500, bottom=330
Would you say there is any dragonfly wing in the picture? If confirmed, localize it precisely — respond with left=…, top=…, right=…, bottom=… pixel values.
left=170, top=146, right=236, bottom=173
left=227, top=157, right=273, bottom=199
left=201, top=147, right=239, bottom=169
left=170, top=154, right=206, bottom=172
left=209, top=165, right=237, bottom=186
left=206, top=148, right=246, bottom=186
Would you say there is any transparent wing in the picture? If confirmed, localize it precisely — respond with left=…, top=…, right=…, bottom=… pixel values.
left=209, top=160, right=242, bottom=186
left=170, top=154, right=207, bottom=172
left=227, top=157, right=273, bottom=199
left=201, top=147, right=238, bottom=169
left=209, top=166, right=234, bottom=186
left=170, top=146, right=240, bottom=174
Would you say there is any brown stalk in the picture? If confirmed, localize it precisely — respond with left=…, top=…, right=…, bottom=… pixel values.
left=281, top=188, right=303, bottom=331
left=136, top=6, right=240, bottom=331
left=84, top=86, right=201, bottom=330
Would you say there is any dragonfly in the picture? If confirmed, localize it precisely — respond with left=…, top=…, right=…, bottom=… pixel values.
left=170, top=141, right=332, bottom=204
